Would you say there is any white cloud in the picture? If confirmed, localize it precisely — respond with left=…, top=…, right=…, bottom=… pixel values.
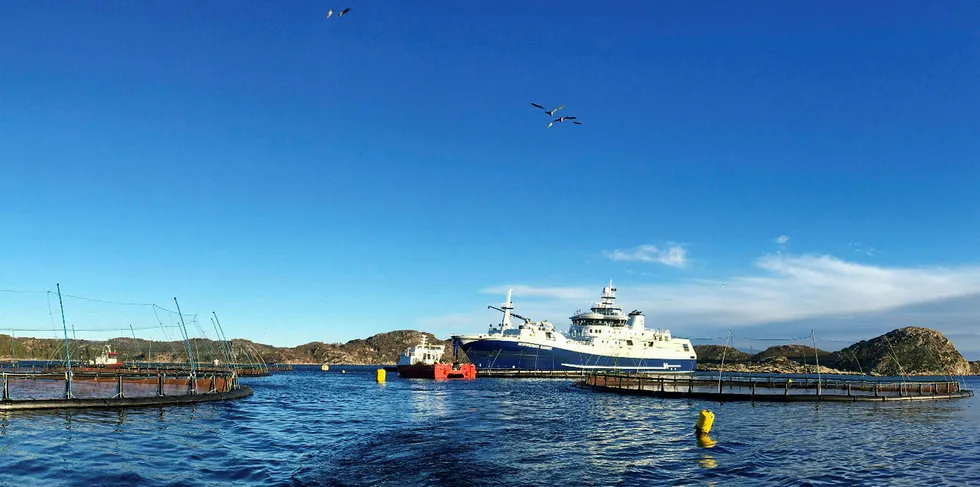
left=603, top=244, right=688, bottom=268
left=435, top=253, right=980, bottom=353
left=775, top=235, right=790, bottom=245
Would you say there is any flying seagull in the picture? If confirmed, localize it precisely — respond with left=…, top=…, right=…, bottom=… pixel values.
left=326, top=9, right=333, bottom=18
left=338, top=7, right=351, bottom=17
left=547, top=116, right=577, bottom=128
left=531, top=102, right=565, bottom=117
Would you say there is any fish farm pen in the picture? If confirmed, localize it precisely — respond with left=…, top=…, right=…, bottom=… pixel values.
left=577, top=372, right=974, bottom=402
left=0, top=286, right=265, bottom=411
left=0, top=369, right=251, bottom=411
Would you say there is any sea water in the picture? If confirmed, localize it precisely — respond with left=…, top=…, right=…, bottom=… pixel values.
left=1, top=366, right=978, bottom=486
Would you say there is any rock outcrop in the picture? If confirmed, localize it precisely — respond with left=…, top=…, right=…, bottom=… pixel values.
left=832, top=327, right=972, bottom=376
left=693, top=345, right=750, bottom=363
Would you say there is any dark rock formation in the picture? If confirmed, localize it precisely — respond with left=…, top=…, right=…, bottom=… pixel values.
left=751, top=345, right=833, bottom=364
left=833, top=327, right=972, bottom=376
left=693, top=345, right=750, bottom=363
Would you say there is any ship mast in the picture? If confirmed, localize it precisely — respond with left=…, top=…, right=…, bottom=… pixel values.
left=500, top=289, right=514, bottom=331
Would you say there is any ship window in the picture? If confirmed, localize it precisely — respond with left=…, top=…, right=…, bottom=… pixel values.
left=683, top=344, right=690, bottom=352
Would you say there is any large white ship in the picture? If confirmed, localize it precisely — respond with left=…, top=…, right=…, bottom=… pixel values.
left=451, top=282, right=697, bottom=372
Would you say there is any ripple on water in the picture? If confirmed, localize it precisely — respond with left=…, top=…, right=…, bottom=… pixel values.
left=2, top=371, right=979, bottom=486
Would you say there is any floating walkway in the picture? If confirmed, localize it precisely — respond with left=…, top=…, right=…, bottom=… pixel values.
left=477, top=369, right=589, bottom=379
left=577, top=373, right=974, bottom=402
left=0, top=370, right=252, bottom=411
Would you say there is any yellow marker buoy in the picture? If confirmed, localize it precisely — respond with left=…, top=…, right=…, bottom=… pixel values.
left=342, top=370, right=346, bottom=374
left=696, top=409, right=717, bottom=448
left=376, top=368, right=386, bottom=383
left=696, top=409, right=715, bottom=435
left=321, top=364, right=330, bottom=371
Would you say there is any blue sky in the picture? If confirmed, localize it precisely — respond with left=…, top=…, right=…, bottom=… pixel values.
left=2, top=2, right=979, bottom=357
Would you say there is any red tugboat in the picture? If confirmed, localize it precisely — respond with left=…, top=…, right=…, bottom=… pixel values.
left=396, top=335, right=476, bottom=380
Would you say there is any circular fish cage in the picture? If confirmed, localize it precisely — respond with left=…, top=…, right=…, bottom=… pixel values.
left=0, top=370, right=251, bottom=411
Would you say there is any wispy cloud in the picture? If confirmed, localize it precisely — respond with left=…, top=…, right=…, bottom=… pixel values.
left=775, top=234, right=790, bottom=245
left=603, top=244, right=688, bottom=268
left=478, top=284, right=595, bottom=302
left=438, top=253, right=980, bottom=354
left=848, top=241, right=877, bottom=256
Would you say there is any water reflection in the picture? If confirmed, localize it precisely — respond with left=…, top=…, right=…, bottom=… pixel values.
left=699, top=454, right=718, bottom=468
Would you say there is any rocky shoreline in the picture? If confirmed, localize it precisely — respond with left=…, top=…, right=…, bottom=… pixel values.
left=2, top=327, right=977, bottom=376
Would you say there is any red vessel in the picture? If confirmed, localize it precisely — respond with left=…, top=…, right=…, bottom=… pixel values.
left=397, top=362, right=477, bottom=380
left=395, top=336, right=477, bottom=380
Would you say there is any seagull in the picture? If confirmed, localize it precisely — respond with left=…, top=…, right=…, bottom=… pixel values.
left=531, top=103, right=565, bottom=117
left=547, top=116, right=577, bottom=128
left=338, top=7, right=351, bottom=17
left=326, top=9, right=333, bottom=18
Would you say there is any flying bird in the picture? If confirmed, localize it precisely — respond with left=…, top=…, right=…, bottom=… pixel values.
left=531, top=102, right=565, bottom=117
left=547, top=116, right=577, bottom=128
left=338, top=7, right=351, bottom=16
left=326, top=9, right=333, bottom=18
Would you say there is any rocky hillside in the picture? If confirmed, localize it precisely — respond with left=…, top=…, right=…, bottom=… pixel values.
left=693, top=345, right=751, bottom=363
left=752, top=345, right=833, bottom=363
left=832, top=326, right=972, bottom=376
left=0, top=330, right=453, bottom=365
left=1, top=327, right=975, bottom=372
left=258, top=330, right=452, bottom=364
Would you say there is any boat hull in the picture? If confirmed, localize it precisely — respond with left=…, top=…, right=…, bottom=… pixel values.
left=397, top=363, right=476, bottom=380
left=455, top=338, right=696, bottom=372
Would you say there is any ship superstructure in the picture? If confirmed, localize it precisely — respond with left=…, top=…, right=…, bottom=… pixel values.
left=451, top=282, right=697, bottom=372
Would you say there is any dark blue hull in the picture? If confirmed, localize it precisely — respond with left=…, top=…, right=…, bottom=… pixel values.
left=455, top=338, right=696, bottom=372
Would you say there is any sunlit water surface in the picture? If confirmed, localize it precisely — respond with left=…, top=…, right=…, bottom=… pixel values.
left=1, top=368, right=978, bottom=486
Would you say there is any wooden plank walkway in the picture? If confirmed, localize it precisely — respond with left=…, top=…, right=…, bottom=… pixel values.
left=577, top=373, right=974, bottom=402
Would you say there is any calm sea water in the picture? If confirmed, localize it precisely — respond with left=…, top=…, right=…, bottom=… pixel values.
left=1, top=367, right=978, bottom=486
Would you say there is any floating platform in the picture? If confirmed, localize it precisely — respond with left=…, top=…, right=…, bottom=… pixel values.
left=577, top=373, right=974, bottom=402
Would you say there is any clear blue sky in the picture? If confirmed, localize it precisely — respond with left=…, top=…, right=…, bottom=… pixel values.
left=2, top=2, right=979, bottom=353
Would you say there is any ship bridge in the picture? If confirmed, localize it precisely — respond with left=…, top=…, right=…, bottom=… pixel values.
left=570, top=281, right=628, bottom=327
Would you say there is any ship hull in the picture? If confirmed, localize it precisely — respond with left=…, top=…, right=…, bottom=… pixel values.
left=455, top=338, right=696, bottom=372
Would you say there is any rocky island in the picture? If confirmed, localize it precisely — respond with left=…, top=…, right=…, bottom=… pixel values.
left=694, top=327, right=977, bottom=376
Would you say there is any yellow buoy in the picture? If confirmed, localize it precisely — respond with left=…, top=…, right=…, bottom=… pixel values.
left=696, top=409, right=715, bottom=435
left=376, top=368, right=386, bottom=383
left=320, top=364, right=330, bottom=371
left=342, top=370, right=346, bottom=374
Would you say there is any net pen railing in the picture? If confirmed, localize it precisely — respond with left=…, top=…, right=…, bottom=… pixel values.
left=1, top=371, right=240, bottom=401
left=585, top=372, right=963, bottom=398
